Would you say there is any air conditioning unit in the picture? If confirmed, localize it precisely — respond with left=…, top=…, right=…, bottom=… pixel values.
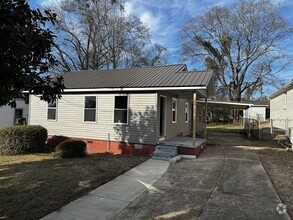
left=14, top=118, right=23, bottom=125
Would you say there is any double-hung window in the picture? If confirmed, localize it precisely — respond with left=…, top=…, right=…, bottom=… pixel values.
left=185, top=102, right=189, bottom=123
left=47, top=100, right=57, bottom=120
left=172, top=98, right=177, bottom=123
left=84, top=96, right=97, bottom=122
left=114, top=96, right=128, bottom=124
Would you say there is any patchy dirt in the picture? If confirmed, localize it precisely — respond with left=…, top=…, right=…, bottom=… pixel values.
left=0, top=153, right=148, bottom=220
left=252, top=140, right=293, bottom=218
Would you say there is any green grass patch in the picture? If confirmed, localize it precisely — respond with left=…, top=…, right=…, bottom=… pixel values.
left=207, top=123, right=243, bottom=133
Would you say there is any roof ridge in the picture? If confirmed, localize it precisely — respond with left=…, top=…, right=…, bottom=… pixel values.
left=64, top=64, right=186, bottom=74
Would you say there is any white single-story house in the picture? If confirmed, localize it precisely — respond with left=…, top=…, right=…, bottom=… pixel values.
left=269, top=81, right=293, bottom=131
left=0, top=99, right=28, bottom=129
left=29, top=64, right=215, bottom=156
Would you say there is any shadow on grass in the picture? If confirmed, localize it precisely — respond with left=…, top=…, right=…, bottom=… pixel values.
left=0, top=154, right=147, bottom=220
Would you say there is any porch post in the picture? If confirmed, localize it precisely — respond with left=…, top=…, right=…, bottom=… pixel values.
left=204, top=97, right=207, bottom=139
left=193, top=91, right=197, bottom=147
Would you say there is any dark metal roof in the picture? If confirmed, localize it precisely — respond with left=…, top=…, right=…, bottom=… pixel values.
left=62, top=64, right=214, bottom=90
left=269, top=81, right=293, bottom=99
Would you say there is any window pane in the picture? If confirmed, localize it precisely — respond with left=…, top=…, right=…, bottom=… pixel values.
left=48, top=109, right=56, bottom=120
left=48, top=100, right=56, bottom=107
left=85, top=96, right=96, bottom=108
left=115, top=96, right=128, bottom=109
left=84, top=109, right=96, bottom=122
left=172, top=102, right=175, bottom=110
left=15, top=109, right=23, bottom=118
left=172, top=110, right=176, bottom=122
left=114, top=110, right=127, bottom=123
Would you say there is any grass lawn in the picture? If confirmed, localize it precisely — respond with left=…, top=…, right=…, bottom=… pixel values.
left=0, top=153, right=148, bottom=220
left=252, top=140, right=293, bottom=218
left=207, top=123, right=243, bottom=133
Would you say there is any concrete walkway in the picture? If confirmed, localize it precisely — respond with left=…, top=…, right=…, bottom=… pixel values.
left=41, top=159, right=169, bottom=220
left=115, top=133, right=291, bottom=220
left=42, top=133, right=291, bottom=220
left=199, top=133, right=290, bottom=220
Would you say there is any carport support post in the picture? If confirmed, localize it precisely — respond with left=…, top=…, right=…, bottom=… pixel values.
left=193, top=91, right=197, bottom=147
left=204, top=98, right=207, bottom=139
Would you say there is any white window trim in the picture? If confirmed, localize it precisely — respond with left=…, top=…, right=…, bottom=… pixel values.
left=284, top=92, right=287, bottom=110
left=113, top=94, right=129, bottom=125
left=47, top=99, right=58, bottom=121
left=172, top=97, right=177, bottom=123
left=83, top=95, right=98, bottom=123
left=185, top=102, right=189, bottom=123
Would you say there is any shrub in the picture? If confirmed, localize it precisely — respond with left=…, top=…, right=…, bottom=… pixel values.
left=0, top=125, right=47, bottom=155
left=46, top=135, right=70, bottom=152
left=54, top=140, right=87, bottom=158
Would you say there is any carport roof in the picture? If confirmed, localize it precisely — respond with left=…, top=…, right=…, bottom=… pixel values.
left=197, top=100, right=253, bottom=109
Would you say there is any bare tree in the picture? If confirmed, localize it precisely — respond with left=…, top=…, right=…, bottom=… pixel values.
left=181, top=0, right=292, bottom=101
left=49, top=0, right=167, bottom=72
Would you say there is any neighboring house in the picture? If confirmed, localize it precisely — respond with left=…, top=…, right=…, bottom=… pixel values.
left=0, top=99, right=28, bottom=129
left=269, top=81, right=293, bottom=130
left=29, top=64, right=215, bottom=155
left=242, top=100, right=270, bottom=121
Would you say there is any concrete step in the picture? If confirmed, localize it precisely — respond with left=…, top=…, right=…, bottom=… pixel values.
left=153, top=145, right=178, bottom=160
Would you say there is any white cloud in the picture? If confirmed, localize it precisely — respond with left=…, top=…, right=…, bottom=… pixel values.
left=38, top=0, right=62, bottom=8
left=139, top=11, right=161, bottom=32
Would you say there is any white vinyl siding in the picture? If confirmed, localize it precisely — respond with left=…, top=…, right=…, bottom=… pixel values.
left=0, top=100, right=28, bottom=129
left=29, top=93, right=157, bottom=145
left=270, top=89, right=293, bottom=129
left=284, top=92, right=287, bottom=110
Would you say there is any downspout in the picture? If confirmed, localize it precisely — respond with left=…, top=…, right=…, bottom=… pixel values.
left=193, top=91, right=197, bottom=147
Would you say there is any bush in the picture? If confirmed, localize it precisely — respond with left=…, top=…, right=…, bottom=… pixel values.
left=0, top=125, right=48, bottom=155
left=46, top=135, right=70, bottom=152
left=54, top=140, right=87, bottom=158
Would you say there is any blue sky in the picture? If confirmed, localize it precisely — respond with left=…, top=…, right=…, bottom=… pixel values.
left=29, top=0, right=293, bottom=91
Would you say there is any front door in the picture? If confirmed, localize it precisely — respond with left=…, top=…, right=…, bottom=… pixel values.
left=159, top=96, right=166, bottom=137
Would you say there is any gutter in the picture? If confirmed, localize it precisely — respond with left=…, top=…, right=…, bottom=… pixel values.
left=62, top=86, right=207, bottom=92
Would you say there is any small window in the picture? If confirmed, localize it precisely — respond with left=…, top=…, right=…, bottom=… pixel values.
left=84, top=96, right=96, bottom=122
left=114, top=96, right=128, bottom=124
left=14, top=109, right=23, bottom=125
left=185, top=102, right=189, bottom=123
left=284, top=92, right=287, bottom=110
left=172, top=98, right=177, bottom=123
left=47, top=100, right=57, bottom=120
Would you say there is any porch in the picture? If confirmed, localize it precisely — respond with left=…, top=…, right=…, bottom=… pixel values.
left=159, top=136, right=207, bottom=156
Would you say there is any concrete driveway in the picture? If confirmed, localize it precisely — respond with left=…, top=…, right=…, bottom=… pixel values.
left=115, top=133, right=291, bottom=220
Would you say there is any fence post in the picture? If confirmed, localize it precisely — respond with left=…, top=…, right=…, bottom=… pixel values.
left=270, top=119, right=273, bottom=134
left=258, top=119, right=261, bottom=141
left=248, top=117, right=251, bottom=138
